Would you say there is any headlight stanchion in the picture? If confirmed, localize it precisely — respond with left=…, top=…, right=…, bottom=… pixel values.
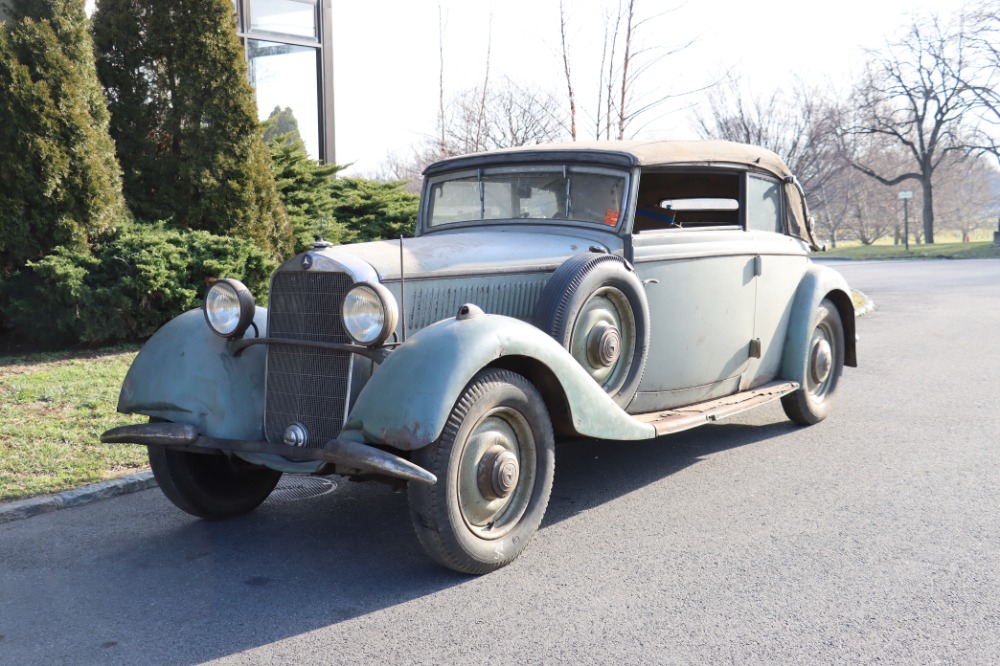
left=204, top=278, right=256, bottom=339
left=341, top=282, right=398, bottom=347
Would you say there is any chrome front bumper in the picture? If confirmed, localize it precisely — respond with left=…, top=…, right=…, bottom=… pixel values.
left=101, top=422, right=436, bottom=485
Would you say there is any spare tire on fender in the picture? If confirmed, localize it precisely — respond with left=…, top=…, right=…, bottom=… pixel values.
left=534, top=252, right=650, bottom=409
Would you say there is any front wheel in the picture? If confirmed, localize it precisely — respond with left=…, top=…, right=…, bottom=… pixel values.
left=408, top=369, right=555, bottom=574
left=781, top=298, right=845, bottom=425
left=148, top=446, right=282, bottom=520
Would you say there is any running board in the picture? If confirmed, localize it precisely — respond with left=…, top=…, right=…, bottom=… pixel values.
left=633, top=380, right=799, bottom=437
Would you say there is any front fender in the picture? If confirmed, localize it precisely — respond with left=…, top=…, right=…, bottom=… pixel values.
left=117, top=307, right=268, bottom=441
left=780, top=264, right=857, bottom=385
left=341, top=312, right=656, bottom=450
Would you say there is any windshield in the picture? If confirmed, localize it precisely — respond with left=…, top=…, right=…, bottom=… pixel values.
left=425, top=166, right=628, bottom=229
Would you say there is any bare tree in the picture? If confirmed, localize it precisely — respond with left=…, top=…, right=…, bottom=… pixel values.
left=443, top=78, right=567, bottom=154
left=851, top=174, right=899, bottom=245
left=695, top=80, right=846, bottom=211
left=558, top=0, right=577, bottom=141
left=437, top=4, right=447, bottom=159
left=571, top=0, right=701, bottom=141
left=934, top=154, right=1000, bottom=240
left=474, top=13, right=494, bottom=152
left=961, top=0, right=1000, bottom=163
left=839, top=11, right=980, bottom=244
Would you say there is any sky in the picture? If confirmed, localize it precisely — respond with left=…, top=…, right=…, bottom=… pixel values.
left=331, top=0, right=973, bottom=175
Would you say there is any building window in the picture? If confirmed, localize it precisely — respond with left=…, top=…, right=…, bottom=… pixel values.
left=248, top=0, right=318, bottom=41
left=234, top=0, right=333, bottom=162
left=247, top=40, right=320, bottom=158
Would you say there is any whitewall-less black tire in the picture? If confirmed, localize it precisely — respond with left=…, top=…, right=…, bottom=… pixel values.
left=408, top=369, right=555, bottom=574
left=148, top=445, right=282, bottom=520
left=781, top=298, right=845, bottom=425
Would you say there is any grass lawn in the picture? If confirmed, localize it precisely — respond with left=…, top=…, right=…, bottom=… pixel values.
left=823, top=241, right=1000, bottom=260
left=0, top=346, right=148, bottom=502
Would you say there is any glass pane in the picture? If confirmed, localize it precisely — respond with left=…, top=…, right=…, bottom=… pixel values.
left=247, top=40, right=320, bottom=159
left=747, top=176, right=782, bottom=233
left=249, top=0, right=317, bottom=39
left=427, top=168, right=627, bottom=228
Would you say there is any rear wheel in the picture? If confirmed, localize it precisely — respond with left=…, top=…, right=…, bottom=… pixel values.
left=781, top=298, right=845, bottom=425
left=148, top=446, right=282, bottom=520
left=408, top=369, right=555, bottom=574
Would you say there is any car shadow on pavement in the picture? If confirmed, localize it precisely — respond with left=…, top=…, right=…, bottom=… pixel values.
left=0, top=417, right=799, bottom=665
left=546, top=419, right=800, bottom=523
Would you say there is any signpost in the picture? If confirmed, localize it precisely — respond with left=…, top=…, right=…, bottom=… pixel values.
left=898, top=191, right=913, bottom=251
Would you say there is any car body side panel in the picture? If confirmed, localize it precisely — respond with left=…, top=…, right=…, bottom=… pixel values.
left=116, top=308, right=268, bottom=441
left=744, top=233, right=811, bottom=389
left=630, top=230, right=756, bottom=412
left=340, top=313, right=657, bottom=450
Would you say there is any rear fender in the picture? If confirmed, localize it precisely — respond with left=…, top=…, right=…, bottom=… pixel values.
left=780, top=265, right=858, bottom=386
left=117, top=308, right=268, bottom=441
left=341, top=312, right=656, bottom=450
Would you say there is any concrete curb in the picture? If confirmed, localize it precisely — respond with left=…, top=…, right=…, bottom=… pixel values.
left=2, top=288, right=877, bottom=527
left=0, top=471, right=157, bottom=526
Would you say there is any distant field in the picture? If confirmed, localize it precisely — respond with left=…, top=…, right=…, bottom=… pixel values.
left=823, top=241, right=1000, bottom=260
left=0, top=346, right=147, bottom=502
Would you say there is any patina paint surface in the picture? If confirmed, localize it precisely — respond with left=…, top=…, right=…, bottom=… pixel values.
left=117, top=308, right=268, bottom=441
left=341, top=313, right=657, bottom=450
left=780, top=264, right=857, bottom=387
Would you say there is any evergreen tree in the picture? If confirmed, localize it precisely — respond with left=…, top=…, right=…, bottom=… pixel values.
left=266, top=130, right=355, bottom=253
left=263, top=106, right=303, bottom=146
left=332, top=178, right=419, bottom=242
left=0, top=0, right=127, bottom=274
left=92, top=0, right=292, bottom=259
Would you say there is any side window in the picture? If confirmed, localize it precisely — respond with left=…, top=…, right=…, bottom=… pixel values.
left=746, top=175, right=783, bottom=233
left=632, top=171, right=741, bottom=232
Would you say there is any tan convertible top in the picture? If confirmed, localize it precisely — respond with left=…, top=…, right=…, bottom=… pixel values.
left=425, top=139, right=820, bottom=250
left=472, top=139, right=794, bottom=179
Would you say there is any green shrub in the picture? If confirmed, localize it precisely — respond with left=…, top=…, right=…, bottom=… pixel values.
left=333, top=177, right=419, bottom=242
left=0, top=223, right=275, bottom=348
left=0, top=0, right=128, bottom=274
left=267, top=130, right=355, bottom=253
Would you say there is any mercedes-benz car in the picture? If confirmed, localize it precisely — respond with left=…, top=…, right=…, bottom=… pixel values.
left=103, top=140, right=857, bottom=574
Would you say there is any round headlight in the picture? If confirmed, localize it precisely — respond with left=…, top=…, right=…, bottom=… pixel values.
left=341, top=282, right=398, bottom=347
left=204, top=278, right=255, bottom=339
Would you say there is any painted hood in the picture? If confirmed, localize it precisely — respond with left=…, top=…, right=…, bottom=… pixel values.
left=300, top=226, right=620, bottom=281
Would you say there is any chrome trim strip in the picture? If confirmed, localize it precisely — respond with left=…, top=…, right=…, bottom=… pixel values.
left=231, top=337, right=392, bottom=362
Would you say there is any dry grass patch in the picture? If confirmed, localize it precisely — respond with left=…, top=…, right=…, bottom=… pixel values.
left=0, top=345, right=148, bottom=501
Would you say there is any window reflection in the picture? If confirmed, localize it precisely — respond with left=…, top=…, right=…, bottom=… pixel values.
left=247, top=40, right=320, bottom=158
left=747, top=176, right=782, bottom=233
left=249, top=0, right=317, bottom=39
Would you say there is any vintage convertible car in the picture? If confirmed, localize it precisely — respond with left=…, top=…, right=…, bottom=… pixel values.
left=103, top=140, right=856, bottom=574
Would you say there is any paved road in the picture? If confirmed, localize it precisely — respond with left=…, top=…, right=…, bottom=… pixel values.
left=3, top=259, right=999, bottom=665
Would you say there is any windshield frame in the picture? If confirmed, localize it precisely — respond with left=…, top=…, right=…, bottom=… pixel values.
left=419, top=163, right=632, bottom=235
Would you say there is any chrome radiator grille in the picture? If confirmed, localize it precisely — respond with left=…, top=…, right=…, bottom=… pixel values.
left=265, top=271, right=353, bottom=447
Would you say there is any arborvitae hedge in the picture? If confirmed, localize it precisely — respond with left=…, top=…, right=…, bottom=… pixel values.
left=0, top=0, right=128, bottom=274
left=333, top=178, right=419, bottom=242
left=92, top=0, right=293, bottom=260
left=0, top=223, right=276, bottom=348
left=267, top=130, right=356, bottom=253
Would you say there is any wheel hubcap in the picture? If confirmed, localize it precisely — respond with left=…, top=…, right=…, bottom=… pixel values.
left=569, top=287, right=635, bottom=394
left=587, top=321, right=622, bottom=368
left=478, top=446, right=519, bottom=500
left=458, top=408, right=535, bottom=539
left=810, top=338, right=833, bottom=385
